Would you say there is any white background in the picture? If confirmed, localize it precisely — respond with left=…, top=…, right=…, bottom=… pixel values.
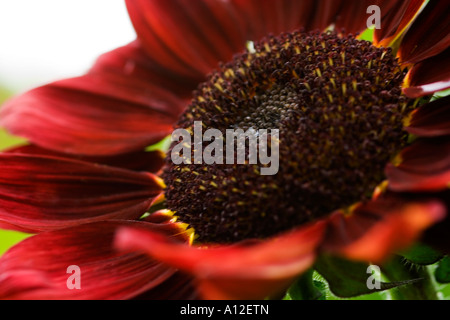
left=0, top=0, right=136, bottom=93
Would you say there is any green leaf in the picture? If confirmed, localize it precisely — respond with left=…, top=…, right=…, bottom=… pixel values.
left=381, top=255, right=439, bottom=300
left=400, top=243, right=444, bottom=266
left=284, top=269, right=326, bottom=300
left=314, top=254, right=421, bottom=298
left=435, top=256, right=450, bottom=284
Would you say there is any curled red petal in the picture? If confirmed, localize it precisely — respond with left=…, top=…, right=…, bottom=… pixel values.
left=386, top=137, right=450, bottom=192
left=0, top=154, right=163, bottom=232
left=0, top=43, right=186, bottom=156
left=406, top=95, right=450, bottom=137
left=126, top=0, right=248, bottom=79
left=321, top=198, right=445, bottom=263
left=0, top=220, right=190, bottom=300
left=398, top=0, right=450, bottom=65
left=373, top=0, right=426, bottom=47
left=115, top=221, right=326, bottom=300
left=403, top=48, right=450, bottom=98
left=6, top=144, right=165, bottom=173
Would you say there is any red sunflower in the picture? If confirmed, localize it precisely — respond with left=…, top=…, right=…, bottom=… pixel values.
left=0, top=0, right=449, bottom=300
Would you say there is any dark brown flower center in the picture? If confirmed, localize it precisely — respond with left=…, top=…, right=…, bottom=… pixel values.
left=163, top=31, right=414, bottom=244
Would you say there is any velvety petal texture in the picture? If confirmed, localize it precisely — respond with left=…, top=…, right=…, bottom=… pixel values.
left=0, top=220, right=190, bottom=300
left=1, top=0, right=449, bottom=301
left=89, top=41, right=199, bottom=102
left=398, top=0, right=450, bottom=65
left=403, top=48, right=450, bottom=98
left=0, top=43, right=186, bottom=156
left=230, top=0, right=405, bottom=38
left=373, top=0, right=426, bottom=47
left=116, top=220, right=326, bottom=299
left=133, top=272, right=200, bottom=300
left=422, top=191, right=450, bottom=254
left=406, top=95, right=450, bottom=137
left=321, top=199, right=446, bottom=263
left=386, top=137, right=450, bottom=192
left=126, top=0, right=409, bottom=83
left=0, top=154, right=163, bottom=232
left=6, top=144, right=166, bottom=173
left=126, top=0, right=248, bottom=80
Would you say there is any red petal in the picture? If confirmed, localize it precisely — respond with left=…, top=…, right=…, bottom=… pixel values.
left=0, top=44, right=186, bottom=156
left=403, top=48, right=450, bottom=98
left=230, top=0, right=317, bottom=40
left=407, top=95, right=450, bottom=137
left=308, top=0, right=342, bottom=31
left=115, top=221, right=326, bottom=300
left=335, top=0, right=403, bottom=35
left=6, top=144, right=165, bottom=173
left=0, top=220, right=190, bottom=300
left=373, top=0, right=426, bottom=47
left=422, top=190, right=450, bottom=254
left=133, top=272, right=200, bottom=300
left=231, top=0, right=416, bottom=40
left=232, top=0, right=371, bottom=37
left=126, top=0, right=248, bottom=79
left=321, top=198, right=445, bottom=263
left=386, top=137, right=450, bottom=192
left=89, top=40, right=198, bottom=101
left=334, top=1, right=371, bottom=34
left=398, top=0, right=450, bottom=64
left=0, top=154, right=163, bottom=232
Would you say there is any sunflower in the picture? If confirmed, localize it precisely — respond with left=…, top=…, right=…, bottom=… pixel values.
left=0, top=0, right=449, bottom=300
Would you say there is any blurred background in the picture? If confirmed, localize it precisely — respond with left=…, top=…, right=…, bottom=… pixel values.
left=0, top=0, right=135, bottom=93
left=0, top=0, right=135, bottom=254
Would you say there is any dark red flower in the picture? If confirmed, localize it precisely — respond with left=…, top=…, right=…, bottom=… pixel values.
left=0, top=0, right=448, bottom=300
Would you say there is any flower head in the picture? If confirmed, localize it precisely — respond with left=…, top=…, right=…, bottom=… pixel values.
left=0, top=0, right=449, bottom=300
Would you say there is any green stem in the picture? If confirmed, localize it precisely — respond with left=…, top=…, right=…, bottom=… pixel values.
left=381, top=255, right=439, bottom=300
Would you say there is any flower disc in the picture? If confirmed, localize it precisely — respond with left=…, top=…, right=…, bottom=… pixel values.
left=163, top=31, right=414, bottom=243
